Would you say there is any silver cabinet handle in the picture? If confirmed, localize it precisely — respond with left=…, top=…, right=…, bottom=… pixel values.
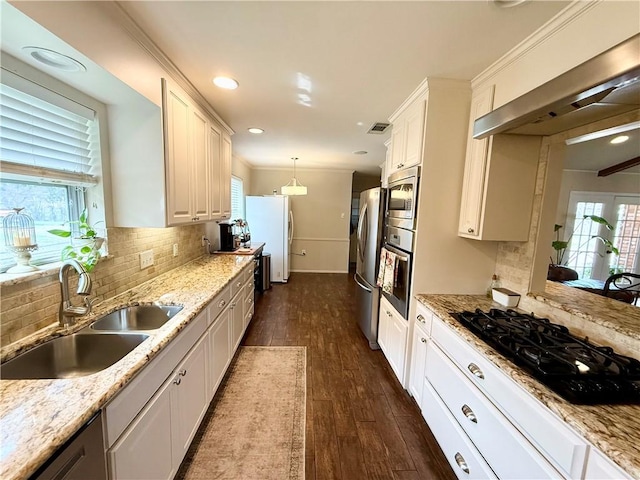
left=386, top=310, right=392, bottom=317
left=461, top=404, right=477, bottom=423
left=417, top=314, right=425, bottom=324
left=173, top=377, right=181, bottom=385
left=454, top=452, right=470, bottom=474
left=231, top=302, right=237, bottom=308
left=467, top=228, right=474, bottom=234
left=420, top=337, right=427, bottom=343
left=248, top=298, right=253, bottom=304
left=218, top=299, right=226, bottom=308
left=236, top=281, right=242, bottom=287
left=178, top=369, right=187, bottom=377
left=468, top=363, right=484, bottom=380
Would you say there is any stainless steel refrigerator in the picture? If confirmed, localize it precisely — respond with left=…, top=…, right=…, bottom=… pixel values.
left=354, top=187, right=386, bottom=349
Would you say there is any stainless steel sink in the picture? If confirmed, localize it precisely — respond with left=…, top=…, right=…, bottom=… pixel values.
left=91, top=304, right=183, bottom=331
left=0, top=333, right=149, bottom=380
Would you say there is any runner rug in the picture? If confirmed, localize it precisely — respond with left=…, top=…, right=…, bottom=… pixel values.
left=176, top=346, right=306, bottom=480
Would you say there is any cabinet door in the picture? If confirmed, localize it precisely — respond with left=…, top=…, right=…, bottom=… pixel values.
left=387, top=312, right=408, bottom=384
left=191, top=106, right=209, bottom=222
left=458, top=85, right=494, bottom=238
left=408, top=324, right=428, bottom=405
left=172, top=336, right=208, bottom=467
left=377, top=298, right=392, bottom=356
left=109, top=380, right=174, bottom=480
left=208, top=308, right=231, bottom=398
left=389, top=123, right=405, bottom=171
left=221, top=134, right=232, bottom=220
left=208, top=123, right=223, bottom=219
left=164, top=82, right=193, bottom=226
left=243, top=282, right=254, bottom=329
left=402, top=99, right=426, bottom=169
left=230, top=295, right=244, bottom=352
left=584, top=449, right=632, bottom=480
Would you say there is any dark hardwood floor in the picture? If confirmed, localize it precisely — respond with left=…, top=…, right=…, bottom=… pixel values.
left=242, top=271, right=456, bottom=480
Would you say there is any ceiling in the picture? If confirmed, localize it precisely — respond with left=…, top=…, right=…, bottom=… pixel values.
left=109, top=0, right=571, bottom=174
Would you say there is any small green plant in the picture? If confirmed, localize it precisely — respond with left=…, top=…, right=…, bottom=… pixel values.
left=48, top=209, right=104, bottom=272
left=551, top=214, right=619, bottom=266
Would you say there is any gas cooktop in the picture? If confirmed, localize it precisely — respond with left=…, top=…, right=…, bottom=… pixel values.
left=450, top=308, right=640, bottom=405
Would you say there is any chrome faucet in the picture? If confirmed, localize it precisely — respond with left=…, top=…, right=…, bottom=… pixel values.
left=58, top=259, right=93, bottom=327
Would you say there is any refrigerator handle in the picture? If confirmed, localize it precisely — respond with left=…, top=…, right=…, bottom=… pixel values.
left=357, top=203, right=368, bottom=263
left=288, top=210, right=294, bottom=246
left=354, top=274, right=372, bottom=293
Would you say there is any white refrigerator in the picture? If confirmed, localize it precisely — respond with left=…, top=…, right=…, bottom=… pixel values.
left=245, top=195, right=292, bottom=283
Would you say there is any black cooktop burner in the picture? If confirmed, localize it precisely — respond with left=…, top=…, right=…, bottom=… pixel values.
left=450, top=309, right=640, bottom=404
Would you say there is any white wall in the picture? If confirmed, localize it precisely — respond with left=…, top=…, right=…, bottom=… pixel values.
left=250, top=168, right=353, bottom=273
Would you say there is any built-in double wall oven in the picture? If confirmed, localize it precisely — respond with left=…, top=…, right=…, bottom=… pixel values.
left=383, top=167, right=419, bottom=319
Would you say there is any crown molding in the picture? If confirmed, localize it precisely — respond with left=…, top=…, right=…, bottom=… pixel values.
left=110, top=1, right=234, bottom=136
left=389, top=77, right=470, bottom=123
left=472, top=1, right=599, bottom=88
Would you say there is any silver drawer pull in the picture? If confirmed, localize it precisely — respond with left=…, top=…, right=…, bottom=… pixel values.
left=248, top=298, right=253, bottom=304
left=420, top=337, right=427, bottom=343
left=467, top=228, right=474, bottom=234
left=178, top=369, right=187, bottom=377
left=467, top=363, right=484, bottom=380
left=417, top=314, right=425, bottom=324
left=173, top=377, right=181, bottom=386
left=386, top=310, right=392, bottom=317
left=218, top=299, right=226, bottom=308
left=236, top=281, right=241, bottom=287
left=461, top=404, right=477, bottom=423
left=454, top=452, right=470, bottom=474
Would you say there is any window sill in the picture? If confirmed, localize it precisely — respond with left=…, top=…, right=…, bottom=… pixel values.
left=0, top=255, right=112, bottom=287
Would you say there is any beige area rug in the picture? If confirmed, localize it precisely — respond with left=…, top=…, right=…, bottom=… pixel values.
left=176, top=346, right=306, bottom=480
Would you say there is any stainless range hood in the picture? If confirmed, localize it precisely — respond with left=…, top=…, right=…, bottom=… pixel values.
left=473, top=34, right=640, bottom=139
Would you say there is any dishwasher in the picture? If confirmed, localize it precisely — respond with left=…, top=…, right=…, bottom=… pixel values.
left=31, top=412, right=106, bottom=480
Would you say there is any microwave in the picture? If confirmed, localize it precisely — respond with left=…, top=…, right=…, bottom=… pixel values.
left=386, top=166, right=420, bottom=230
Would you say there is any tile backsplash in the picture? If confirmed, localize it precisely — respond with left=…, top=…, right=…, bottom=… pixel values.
left=0, top=224, right=206, bottom=347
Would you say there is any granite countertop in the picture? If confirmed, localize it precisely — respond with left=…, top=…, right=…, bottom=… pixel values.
left=213, top=242, right=265, bottom=256
left=0, top=254, right=253, bottom=480
left=415, top=293, right=640, bottom=479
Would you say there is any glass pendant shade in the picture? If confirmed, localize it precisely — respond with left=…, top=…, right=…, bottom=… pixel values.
left=281, top=157, right=307, bottom=196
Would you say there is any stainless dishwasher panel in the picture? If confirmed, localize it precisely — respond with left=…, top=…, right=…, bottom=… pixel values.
left=32, top=412, right=106, bottom=480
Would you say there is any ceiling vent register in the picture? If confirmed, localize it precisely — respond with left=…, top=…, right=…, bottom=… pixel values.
left=367, top=122, right=391, bottom=134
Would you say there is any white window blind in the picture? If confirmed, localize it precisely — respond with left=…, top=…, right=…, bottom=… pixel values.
left=0, top=72, right=98, bottom=186
left=231, top=175, right=244, bottom=221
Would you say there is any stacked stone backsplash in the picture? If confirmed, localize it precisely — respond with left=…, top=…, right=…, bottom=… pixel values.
left=0, top=224, right=206, bottom=347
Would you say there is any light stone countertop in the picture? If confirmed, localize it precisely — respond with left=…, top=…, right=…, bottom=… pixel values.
left=415, top=293, right=640, bottom=479
left=0, top=254, right=253, bottom=480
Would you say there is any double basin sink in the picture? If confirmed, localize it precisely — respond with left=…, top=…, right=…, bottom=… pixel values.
left=0, top=304, right=183, bottom=380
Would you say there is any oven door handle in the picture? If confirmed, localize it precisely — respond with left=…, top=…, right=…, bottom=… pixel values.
left=383, top=243, right=410, bottom=262
left=354, top=274, right=372, bottom=293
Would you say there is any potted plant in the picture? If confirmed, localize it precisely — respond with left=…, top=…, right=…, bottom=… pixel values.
left=548, top=214, right=619, bottom=281
left=47, top=209, right=104, bottom=272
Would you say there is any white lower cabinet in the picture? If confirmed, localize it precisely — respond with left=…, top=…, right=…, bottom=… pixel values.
left=408, top=303, right=433, bottom=407
left=584, top=448, right=633, bottom=480
left=378, top=296, right=408, bottom=384
left=108, top=335, right=207, bottom=480
left=105, top=266, right=254, bottom=480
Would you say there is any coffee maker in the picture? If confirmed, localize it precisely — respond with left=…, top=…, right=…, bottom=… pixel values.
left=219, top=221, right=240, bottom=252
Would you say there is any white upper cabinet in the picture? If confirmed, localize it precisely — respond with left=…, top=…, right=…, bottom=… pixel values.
left=458, top=84, right=541, bottom=241
left=208, top=122, right=232, bottom=222
left=221, top=134, right=232, bottom=219
left=389, top=98, right=426, bottom=173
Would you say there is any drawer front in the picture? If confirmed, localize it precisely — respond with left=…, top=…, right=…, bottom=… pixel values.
left=415, top=302, right=433, bottom=335
left=426, top=342, right=561, bottom=479
left=431, top=315, right=587, bottom=478
left=244, top=263, right=254, bottom=283
left=230, top=273, right=244, bottom=299
left=584, top=448, right=632, bottom=480
left=208, top=285, right=231, bottom=325
left=421, top=378, right=497, bottom=480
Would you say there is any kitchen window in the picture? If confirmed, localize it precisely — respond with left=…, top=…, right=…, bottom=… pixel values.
left=231, top=175, right=244, bottom=221
left=0, top=67, right=101, bottom=273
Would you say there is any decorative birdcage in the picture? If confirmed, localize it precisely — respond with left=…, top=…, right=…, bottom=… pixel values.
left=3, top=208, right=39, bottom=273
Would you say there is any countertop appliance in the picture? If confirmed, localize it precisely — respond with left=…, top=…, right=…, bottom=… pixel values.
left=354, top=187, right=386, bottom=349
left=451, top=308, right=640, bottom=404
left=245, top=195, right=292, bottom=283
left=219, top=221, right=240, bottom=252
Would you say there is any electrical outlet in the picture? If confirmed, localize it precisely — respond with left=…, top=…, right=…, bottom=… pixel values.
left=173, top=243, right=179, bottom=257
left=140, top=249, right=154, bottom=269
left=301, top=249, right=306, bottom=256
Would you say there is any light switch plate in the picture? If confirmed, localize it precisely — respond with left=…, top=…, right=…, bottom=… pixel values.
left=140, top=249, right=154, bottom=269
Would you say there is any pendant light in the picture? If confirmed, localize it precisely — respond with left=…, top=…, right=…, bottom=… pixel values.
left=281, top=157, right=307, bottom=196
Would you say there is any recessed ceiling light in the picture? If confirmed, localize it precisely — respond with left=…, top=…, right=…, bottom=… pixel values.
left=248, top=127, right=264, bottom=134
left=353, top=150, right=368, bottom=155
left=22, top=46, right=86, bottom=72
left=610, top=135, right=630, bottom=144
left=213, top=76, right=239, bottom=89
